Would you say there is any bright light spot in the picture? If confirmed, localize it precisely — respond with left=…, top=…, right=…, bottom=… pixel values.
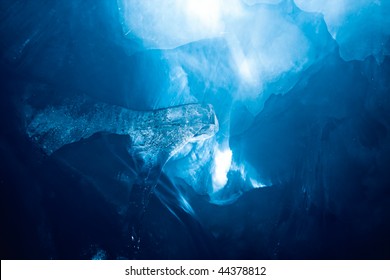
left=212, top=145, right=233, bottom=192
left=119, top=0, right=244, bottom=49
left=238, top=58, right=257, bottom=85
left=185, top=0, right=223, bottom=33
left=250, top=178, right=267, bottom=189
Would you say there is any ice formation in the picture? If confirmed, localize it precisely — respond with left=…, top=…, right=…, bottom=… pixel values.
left=116, top=0, right=389, bottom=203
left=25, top=96, right=218, bottom=167
left=119, top=0, right=336, bottom=113
left=24, top=94, right=219, bottom=253
left=1, top=0, right=389, bottom=259
left=295, top=0, right=390, bottom=61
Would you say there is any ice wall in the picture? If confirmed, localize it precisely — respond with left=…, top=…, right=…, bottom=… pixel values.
left=117, top=0, right=389, bottom=203
left=119, top=0, right=335, bottom=113
left=295, top=0, right=390, bottom=61
left=1, top=0, right=389, bottom=259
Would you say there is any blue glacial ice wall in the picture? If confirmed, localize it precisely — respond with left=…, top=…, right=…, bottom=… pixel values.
left=0, top=0, right=389, bottom=259
left=116, top=0, right=390, bottom=204
left=295, top=0, right=390, bottom=61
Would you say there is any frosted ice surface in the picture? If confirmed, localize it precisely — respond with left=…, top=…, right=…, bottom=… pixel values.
left=25, top=96, right=218, bottom=166
left=119, top=0, right=336, bottom=114
left=118, top=0, right=242, bottom=49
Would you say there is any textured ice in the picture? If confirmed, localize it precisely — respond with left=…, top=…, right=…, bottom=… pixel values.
left=24, top=95, right=219, bottom=252
left=295, top=0, right=390, bottom=61
left=119, top=0, right=335, bottom=115
left=118, top=0, right=241, bottom=49
left=113, top=0, right=390, bottom=205
left=25, top=96, right=218, bottom=167
left=1, top=0, right=389, bottom=260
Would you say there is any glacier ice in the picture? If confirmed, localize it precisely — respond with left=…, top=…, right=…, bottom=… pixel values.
left=295, top=0, right=390, bottom=61
left=24, top=94, right=219, bottom=255
left=212, top=145, right=233, bottom=192
left=117, top=0, right=389, bottom=205
left=117, top=0, right=242, bottom=49
left=119, top=0, right=336, bottom=114
left=25, top=95, right=218, bottom=167
left=1, top=0, right=389, bottom=259
left=119, top=1, right=337, bottom=200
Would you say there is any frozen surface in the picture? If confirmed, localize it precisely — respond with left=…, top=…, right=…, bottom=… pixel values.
left=119, top=0, right=336, bottom=114
left=25, top=96, right=218, bottom=166
left=0, top=0, right=389, bottom=260
left=295, top=0, right=390, bottom=61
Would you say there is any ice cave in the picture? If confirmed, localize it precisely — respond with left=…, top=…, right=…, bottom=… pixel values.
left=0, top=0, right=390, bottom=259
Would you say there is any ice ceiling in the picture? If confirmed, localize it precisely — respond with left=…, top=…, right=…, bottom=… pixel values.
left=116, top=0, right=390, bottom=204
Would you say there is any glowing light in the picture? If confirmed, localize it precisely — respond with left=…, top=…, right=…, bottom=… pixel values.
left=119, top=0, right=245, bottom=49
left=185, top=0, right=223, bottom=33
left=238, top=58, right=257, bottom=86
left=250, top=178, right=267, bottom=189
left=227, top=36, right=259, bottom=88
left=212, top=146, right=233, bottom=192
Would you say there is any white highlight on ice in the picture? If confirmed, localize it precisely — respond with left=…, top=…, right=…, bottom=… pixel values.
left=212, top=145, right=233, bottom=192
left=185, top=0, right=223, bottom=33
left=119, top=0, right=243, bottom=49
left=211, top=144, right=269, bottom=193
left=119, top=0, right=314, bottom=114
left=250, top=178, right=267, bottom=188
